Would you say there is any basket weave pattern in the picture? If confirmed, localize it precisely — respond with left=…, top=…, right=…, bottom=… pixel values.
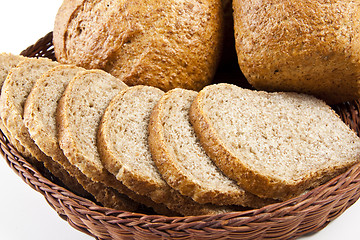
left=0, top=32, right=359, bottom=239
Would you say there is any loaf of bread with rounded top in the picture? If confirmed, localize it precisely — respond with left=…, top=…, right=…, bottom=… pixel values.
left=0, top=53, right=29, bottom=156
left=23, top=65, right=137, bottom=211
left=190, top=83, right=360, bottom=200
left=57, top=70, right=173, bottom=214
left=0, top=57, right=89, bottom=196
left=98, top=85, right=238, bottom=215
left=53, top=0, right=223, bottom=91
left=148, top=88, right=274, bottom=207
left=233, top=0, right=360, bottom=104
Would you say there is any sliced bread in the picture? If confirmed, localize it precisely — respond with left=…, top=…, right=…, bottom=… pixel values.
left=0, top=57, right=89, bottom=196
left=189, top=83, right=360, bottom=200
left=149, top=88, right=273, bottom=207
left=57, top=70, right=172, bottom=214
left=98, top=85, right=238, bottom=215
left=23, top=65, right=137, bottom=211
left=0, top=53, right=29, bottom=156
left=0, top=53, right=26, bottom=87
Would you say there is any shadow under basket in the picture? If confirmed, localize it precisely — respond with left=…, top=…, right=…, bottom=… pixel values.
left=1, top=32, right=360, bottom=240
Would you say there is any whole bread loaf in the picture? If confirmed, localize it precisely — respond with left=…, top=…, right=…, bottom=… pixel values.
left=190, top=83, right=360, bottom=200
left=233, top=0, right=360, bottom=104
left=53, top=0, right=224, bottom=91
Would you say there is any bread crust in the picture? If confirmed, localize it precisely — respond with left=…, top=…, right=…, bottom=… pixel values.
left=149, top=88, right=274, bottom=207
left=189, top=83, right=360, bottom=200
left=54, top=0, right=224, bottom=91
left=233, top=0, right=360, bottom=104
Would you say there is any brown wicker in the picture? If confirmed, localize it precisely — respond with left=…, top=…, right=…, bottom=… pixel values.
left=1, top=31, right=359, bottom=240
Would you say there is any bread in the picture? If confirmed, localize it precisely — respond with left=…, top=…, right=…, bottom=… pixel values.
left=149, top=88, right=273, bottom=207
left=189, top=83, right=360, bottom=200
left=0, top=53, right=26, bottom=88
left=0, top=57, right=89, bottom=196
left=57, top=69, right=127, bottom=184
left=23, top=65, right=137, bottom=211
left=98, top=86, right=166, bottom=201
left=98, top=85, right=237, bottom=215
left=233, top=0, right=360, bottom=104
left=0, top=53, right=29, bottom=156
left=53, top=0, right=224, bottom=91
left=57, top=70, right=172, bottom=214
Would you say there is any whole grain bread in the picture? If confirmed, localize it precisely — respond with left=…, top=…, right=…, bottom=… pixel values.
left=190, top=83, right=360, bottom=200
left=53, top=0, right=224, bottom=91
left=0, top=57, right=89, bottom=196
left=0, top=53, right=26, bottom=89
left=233, top=0, right=360, bottom=104
left=23, top=65, right=137, bottom=211
left=57, top=70, right=172, bottom=214
left=149, top=88, right=273, bottom=207
left=0, top=53, right=29, bottom=156
left=98, top=85, right=239, bottom=215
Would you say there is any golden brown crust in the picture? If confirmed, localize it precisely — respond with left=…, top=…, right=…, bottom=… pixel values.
left=53, top=0, right=86, bottom=62
left=233, top=0, right=360, bottom=104
left=54, top=0, right=224, bottom=91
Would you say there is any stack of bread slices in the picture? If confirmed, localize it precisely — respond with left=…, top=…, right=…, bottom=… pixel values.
left=1, top=53, right=359, bottom=216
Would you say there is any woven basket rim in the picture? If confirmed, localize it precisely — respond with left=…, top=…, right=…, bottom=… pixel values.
left=0, top=31, right=359, bottom=240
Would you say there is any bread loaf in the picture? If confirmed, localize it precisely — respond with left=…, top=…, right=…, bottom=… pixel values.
left=190, top=83, right=360, bottom=200
left=233, top=0, right=360, bottom=104
left=53, top=0, right=224, bottom=91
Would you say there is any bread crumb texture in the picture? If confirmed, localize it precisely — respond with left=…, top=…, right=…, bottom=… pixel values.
left=190, top=83, right=360, bottom=200
left=150, top=88, right=273, bottom=207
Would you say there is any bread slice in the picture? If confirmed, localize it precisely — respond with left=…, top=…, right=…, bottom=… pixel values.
left=98, top=85, right=238, bottom=215
left=190, top=83, right=360, bottom=200
left=0, top=53, right=26, bottom=87
left=57, top=70, right=172, bottom=214
left=149, top=88, right=273, bottom=207
left=0, top=57, right=89, bottom=196
left=0, top=53, right=29, bottom=156
left=23, top=65, right=137, bottom=211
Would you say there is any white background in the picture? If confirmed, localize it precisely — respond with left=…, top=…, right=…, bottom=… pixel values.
left=0, top=1, right=359, bottom=239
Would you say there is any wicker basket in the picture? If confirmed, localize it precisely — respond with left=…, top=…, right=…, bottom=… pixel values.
left=1, top=32, right=360, bottom=240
